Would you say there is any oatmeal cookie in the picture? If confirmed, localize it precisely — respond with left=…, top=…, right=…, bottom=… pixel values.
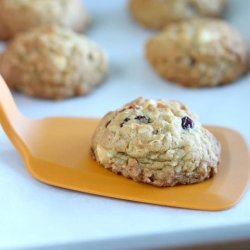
left=0, top=0, right=89, bottom=40
left=146, top=19, right=248, bottom=87
left=129, top=0, right=227, bottom=29
left=247, top=41, right=250, bottom=72
left=0, top=25, right=108, bottom=99
left=91, top=97, right=221, bottom=187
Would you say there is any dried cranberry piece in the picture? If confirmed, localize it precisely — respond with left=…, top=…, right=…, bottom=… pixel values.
left=135, top=115, right=152, bottom=124
left=153, top=129, right=159, bottom=135
left=120, top=118, right=130, bottom=127
left=189, top=57, right=197, bottom=66
left=105, top=120, right=111, bottom=128
left=128, top=104, right=140, bottom=110
left=186, top=2, right=198, bottom=14
left=181, top=116, right=194, bottom=130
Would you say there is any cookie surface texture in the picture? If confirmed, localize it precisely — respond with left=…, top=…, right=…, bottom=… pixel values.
left=146, top=19, right=247, bottom=87
left=0, top=0, right=89, bottom=40
left=0, top=25, right=108, bottom=99
left=130, top=0, right=227, bottom=29
left=92, top=97, right=221, bottom=187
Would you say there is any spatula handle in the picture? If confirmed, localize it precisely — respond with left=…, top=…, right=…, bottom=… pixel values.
left=0, top=75, right=23, bottom=123
left=0, top=75, right=31, bottom=163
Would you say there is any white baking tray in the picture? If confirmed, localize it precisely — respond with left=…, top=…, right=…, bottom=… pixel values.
left=0, top=0, right=249, bottom=249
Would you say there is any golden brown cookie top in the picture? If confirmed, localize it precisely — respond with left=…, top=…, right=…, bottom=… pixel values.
left=146, top=19, right=247, bottom=87
left=92, top=97, right=220, bottom=169
left=1, top=25, right=106, bottom=79
left=0, top=0, right=89, bottom=40
left=156, top=18, right=245, bottom=60
left=0, top=25, right=108, bottom=99
left=130, top=0, right=227, bottom=29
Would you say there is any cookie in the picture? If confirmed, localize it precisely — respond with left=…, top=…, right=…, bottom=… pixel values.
left=0, top=25, right=108, bottom=99
left=129, top=0, right=227, bottom=29
left=0, top=0, right=89, bottom=40
left=247, top=41, right=250, bottom=72
left=146, top=19, right=248, bottom=88
left=91, top=97, right=221, bottom=187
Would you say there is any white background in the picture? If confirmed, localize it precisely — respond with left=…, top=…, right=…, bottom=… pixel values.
left=0, top=0, right=250, bottom=249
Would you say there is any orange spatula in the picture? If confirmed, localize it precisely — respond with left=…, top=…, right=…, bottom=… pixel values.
left=0, top=75, right=249, bottom=211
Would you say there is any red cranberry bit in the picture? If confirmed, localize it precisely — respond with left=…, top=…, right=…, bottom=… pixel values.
left=186, top=2, right=198, bottom=15
left=189, top=57, right=197, bottom=66
left=153, top=129, right=159, bottom=135
left=181, top=116, right=194, bottom=130
left=135, top=115, right=152, bottom=124
left=128, top=104, right=140, bottom=110
left=105, top=120, right=111, bottom=128
left=120, top=118, right=130, bottom=127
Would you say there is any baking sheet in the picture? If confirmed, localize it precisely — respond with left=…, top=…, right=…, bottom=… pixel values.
left=0, top=0, right=250, bottom=249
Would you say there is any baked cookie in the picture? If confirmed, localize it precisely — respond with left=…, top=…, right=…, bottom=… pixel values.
left=91, top=97, right=221, bottom=187
left=247, top=41, right=250, bottom=72
left=0, top=25, right=108, bottom=99
left=146, top=19, right=248, bottom=88
left=129, top=0, right=227, bottom=29
left=0, top=0, right=89, bottom=40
